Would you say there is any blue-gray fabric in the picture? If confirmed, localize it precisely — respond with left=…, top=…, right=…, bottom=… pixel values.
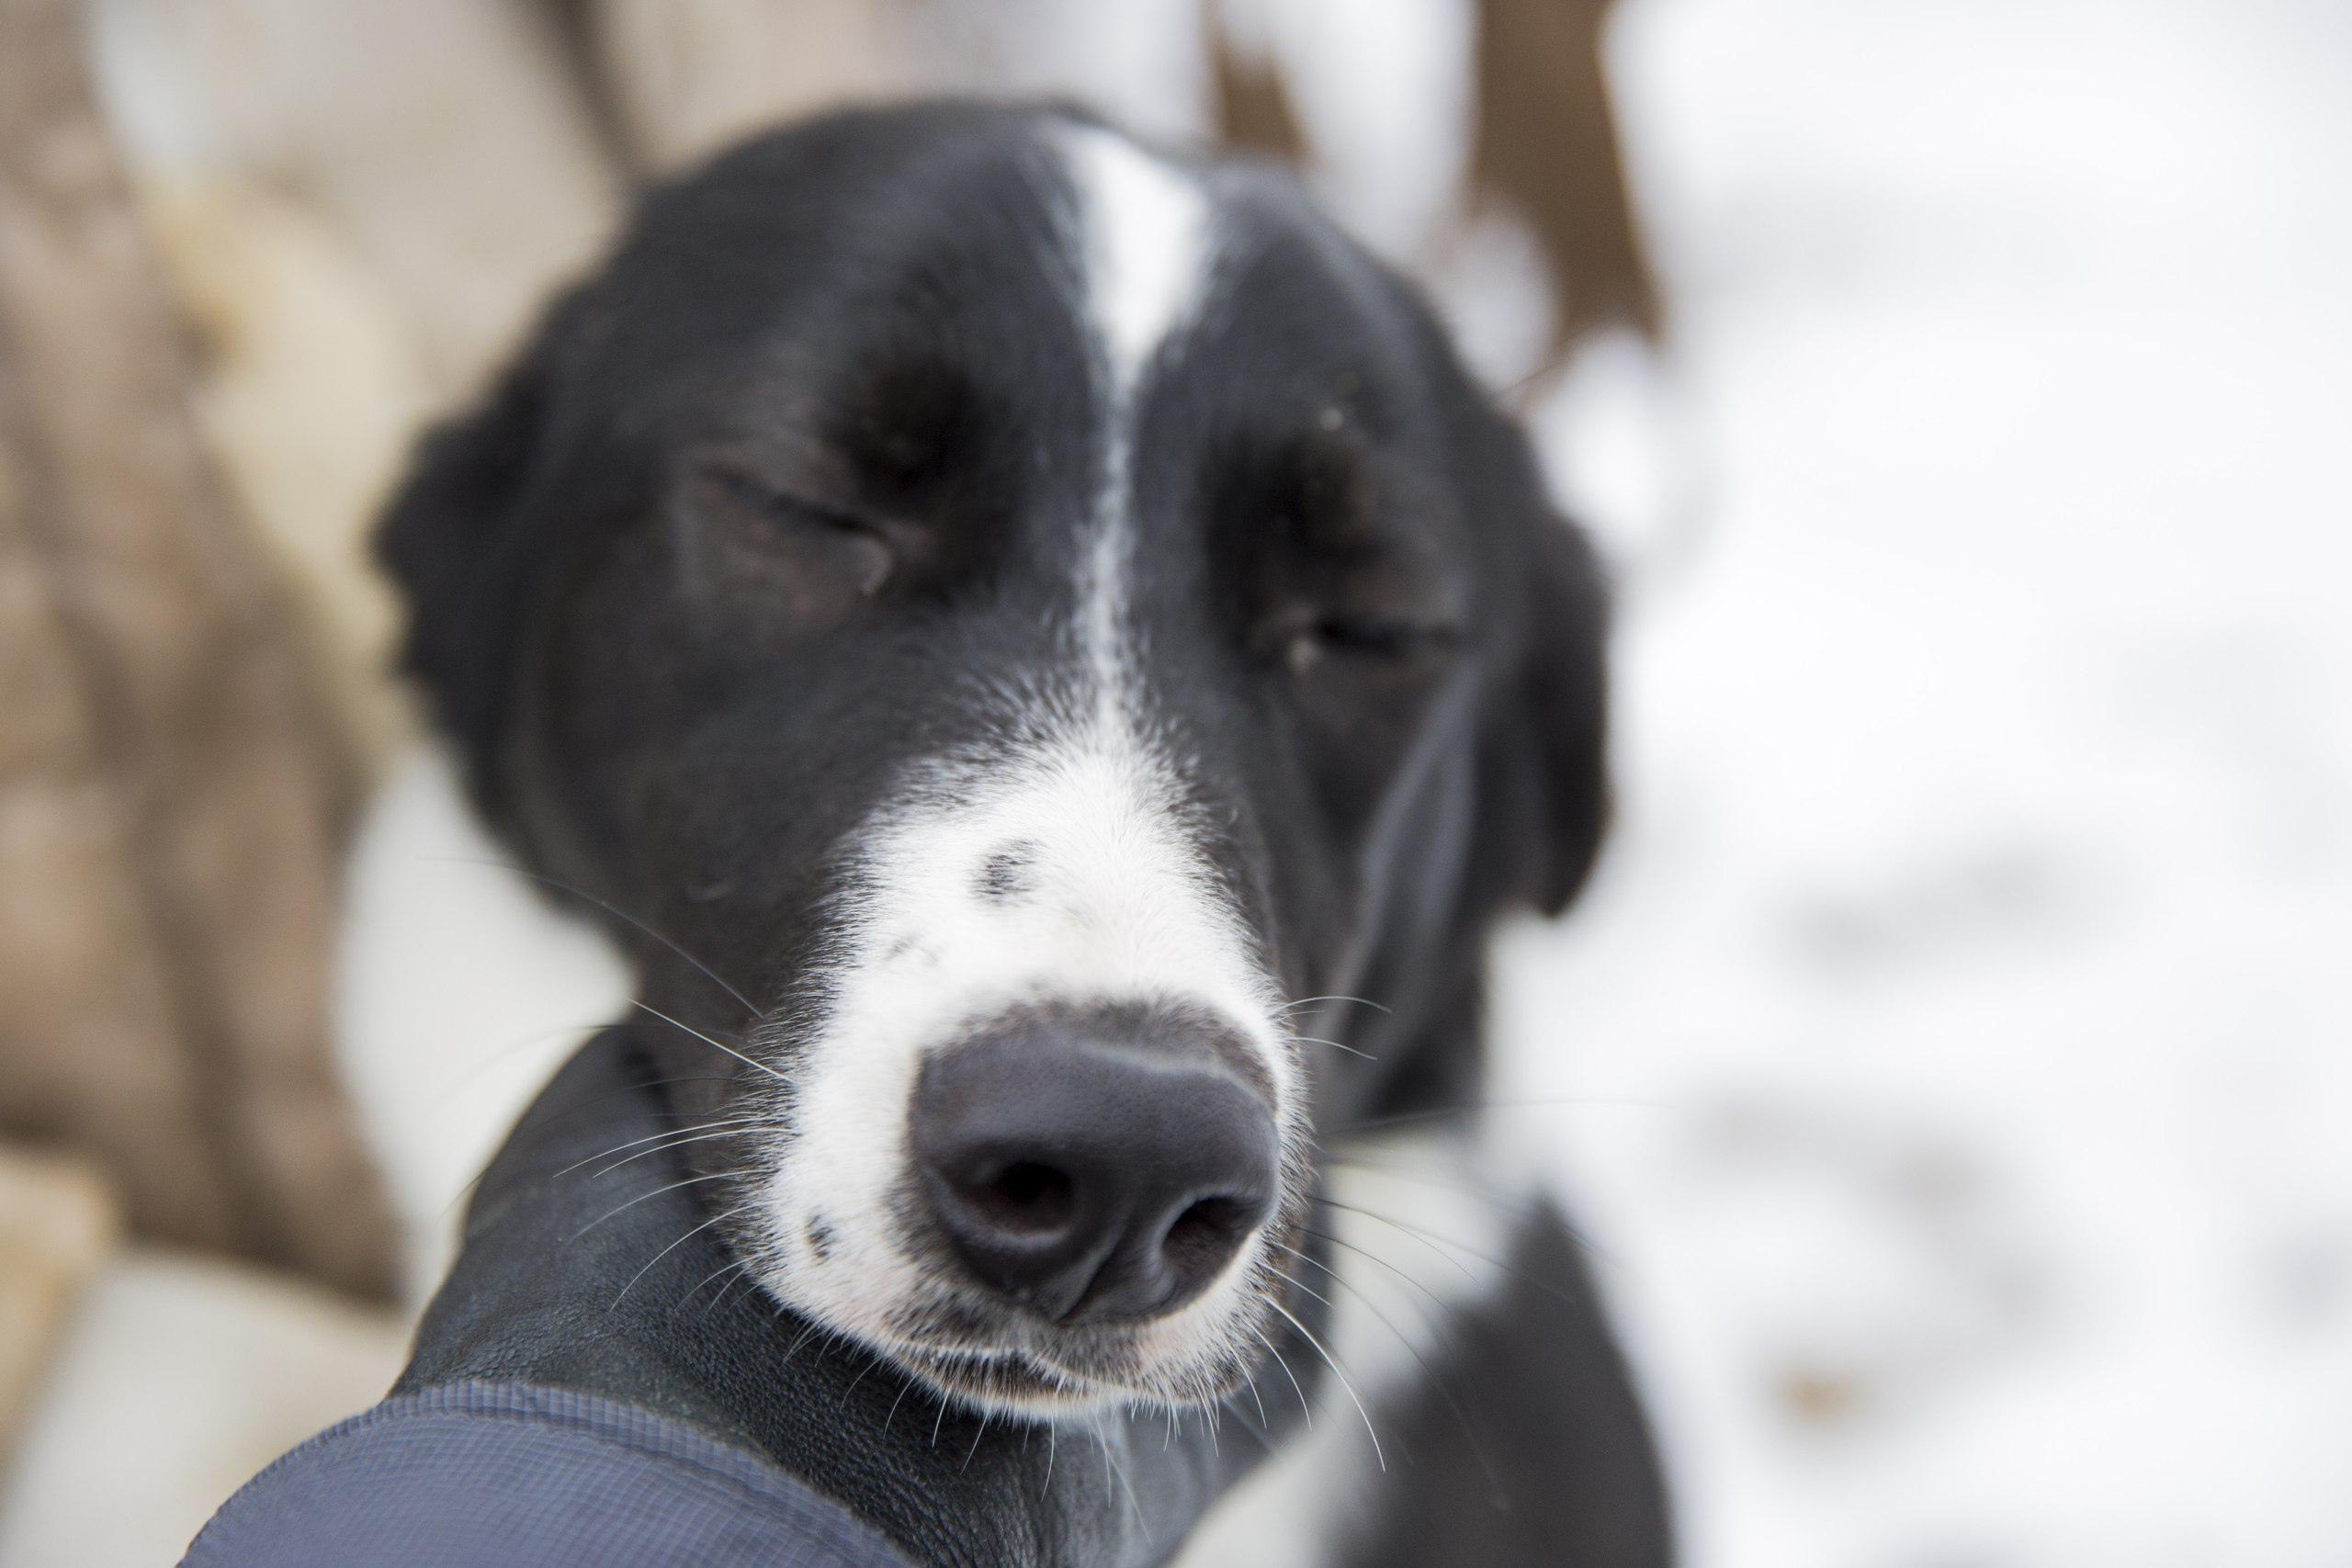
left=182, top=1381, right=913, bottom=1567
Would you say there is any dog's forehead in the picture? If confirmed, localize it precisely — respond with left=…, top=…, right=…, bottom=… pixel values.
left=1030, top=124, right=1453, bottom=494
left=1047, top=122, right=1216, bottom=388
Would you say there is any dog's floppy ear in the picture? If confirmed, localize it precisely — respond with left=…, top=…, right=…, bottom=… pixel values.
left=375, top=325, right=563, bottom=817
left=1478, top=512, right=1613, bottom=919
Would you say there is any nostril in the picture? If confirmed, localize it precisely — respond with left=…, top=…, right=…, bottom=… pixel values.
left=1160, top=1194, right=1258, bottom=1279
left=969, top=1161, right=1076, bottom=1234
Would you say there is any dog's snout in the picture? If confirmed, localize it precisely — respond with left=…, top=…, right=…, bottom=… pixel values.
left=910, top=1010, right=1277, bottom=1324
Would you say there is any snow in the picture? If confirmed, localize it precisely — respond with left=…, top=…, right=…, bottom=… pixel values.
left=1473, top=1, right=2352, bottom=1562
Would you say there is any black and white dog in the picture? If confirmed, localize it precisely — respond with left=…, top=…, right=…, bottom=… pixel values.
left=379, top=100, right=1668, bottom=1566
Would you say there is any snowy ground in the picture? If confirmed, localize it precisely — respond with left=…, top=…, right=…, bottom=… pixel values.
left=1478, top=2, right=2352, bottom=1563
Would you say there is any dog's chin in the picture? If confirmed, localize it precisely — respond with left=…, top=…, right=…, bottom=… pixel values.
left=759, top=1266, right=1282, bottom=1420
left=889, top=1344, right=1125, bottom=1416
left=873, top=1317, right=1267, bottom=1418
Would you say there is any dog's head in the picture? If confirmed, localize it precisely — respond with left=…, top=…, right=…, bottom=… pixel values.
left=379, top=103, right=1608, bottom=1417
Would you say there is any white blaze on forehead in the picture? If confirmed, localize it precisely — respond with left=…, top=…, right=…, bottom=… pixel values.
left=1052, top=121, right=1216, bottom=716
left=1056, top=123, right=1214, bottom=389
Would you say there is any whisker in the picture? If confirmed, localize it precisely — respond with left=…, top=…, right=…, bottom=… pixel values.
left=1317, top=1197, right=1611, bottom=1306
left=429, top=856, right=762, bottom=1018
left=1322, top=1150, right=1618, bottom=1269
left=1334, top=1093, right=1677, bottom=1141
left=611, top=1204, right=746, bottom=1309
left=533, top=1074, right=748, bottom=1132
left=682, top=1250, right=752, bottom=1316
left=570, top=1168, right=749, bottom=1239
left=556, top=1116, right=759, bottom=1178
left=1273, top=995, right=1392, bottom=1018
left=630, top=999, right=790, bottom=1085
left=589, top=1126, right=767, bottom=1182
left=1319, top=1152, right=1541, bottom=1221
left=1097, top=1429, right=1145, bottom=1533
left=1264, top=1296, right=1385, bottom=1472
left=423, top=1018, right=616, bottom=1110
left=1312, top=1198, right=1479, bottom=1286
left=561, top=1114, right=762, bottom=1175
left=779, top=1318, right=827, bottom=1373
left=1238, top=1368, right=1271, bottom=1431
left=704, top=1267, right=760, bottom=1317
left=1272, top=1247, right=1500, bottom=1495
left=1247, top=1320, right=1313, bottom=1431
left=961, top=1411, right=989, bottom=1473
left=838, top=1356, right=879, bottom=1411
left=1287, top=1033, right=1376, bottom=1062
left=1300, top=1224, right=1462, bottom=1327
left=1215, top=1396, right=1278, bottom=1456
left=435, top=1074, right=749, bottom=1222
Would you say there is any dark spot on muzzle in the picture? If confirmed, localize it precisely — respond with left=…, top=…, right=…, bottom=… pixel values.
left=973, top=840, right=1039, bottom=904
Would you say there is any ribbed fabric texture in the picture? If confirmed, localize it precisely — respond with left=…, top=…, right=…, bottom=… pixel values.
left=184, top=1381, right=915, bottom=1567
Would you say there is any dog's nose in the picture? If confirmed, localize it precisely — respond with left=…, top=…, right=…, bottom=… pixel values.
left=910, top=1011, right=1279, bottom=1323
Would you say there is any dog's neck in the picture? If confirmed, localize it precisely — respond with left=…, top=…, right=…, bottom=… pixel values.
left=401, top=1027, right=1309, bottom=1568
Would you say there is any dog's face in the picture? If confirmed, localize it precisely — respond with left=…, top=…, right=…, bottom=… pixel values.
left=382, top=105, right=1608, bottom=1417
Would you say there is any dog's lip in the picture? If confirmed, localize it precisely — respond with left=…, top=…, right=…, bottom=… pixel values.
left=876, top=1306, right=1226, bottom=1404
left=890, top=1340, right=1114, bottom=1406
left=872, top=1295, right=1272, bottom=1410
left=885, top=1323, right=1112, bottom=1382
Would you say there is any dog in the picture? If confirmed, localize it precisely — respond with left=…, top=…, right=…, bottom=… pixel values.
left=375, top=99, right=1669, bottom=1565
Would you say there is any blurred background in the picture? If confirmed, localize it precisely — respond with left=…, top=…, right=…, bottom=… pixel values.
left=0, top=0, right=2346, bottom=1562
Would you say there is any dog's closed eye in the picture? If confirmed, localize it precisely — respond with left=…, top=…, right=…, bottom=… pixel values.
left=670, top=358, right=995, bottom=639
left=672, top=463, right=897, bottom=627
left=718, top=468, right=896, bottom=592
left=1218, top=426, right=1466, bottom=688
left=1273, top=605, right=1461, bottom=674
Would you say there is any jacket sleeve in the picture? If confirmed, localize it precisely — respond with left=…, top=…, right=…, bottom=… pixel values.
left=182, top=1381, right=912, bottom=1568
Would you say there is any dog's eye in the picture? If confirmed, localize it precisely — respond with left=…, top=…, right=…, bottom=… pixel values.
left=674, top=463, right=901, bottom=626
left=702, top=468, right=894, bottom=595
left=1281, top=611, right=1458, bottom=675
